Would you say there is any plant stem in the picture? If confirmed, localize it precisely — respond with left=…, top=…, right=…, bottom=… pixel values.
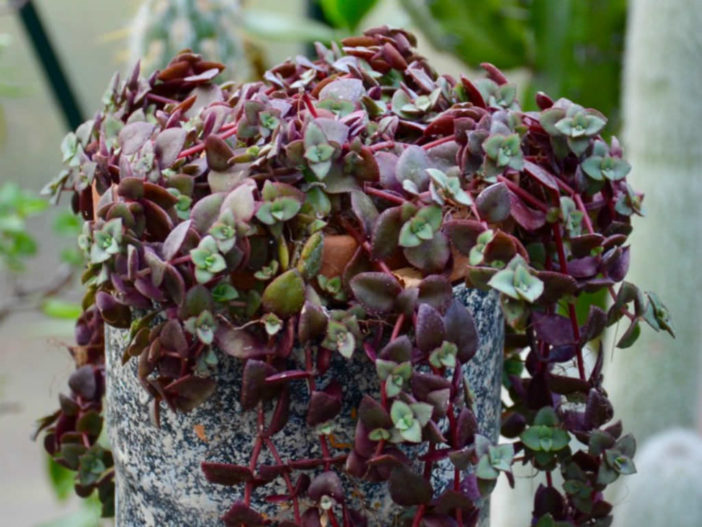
left=574, top=194, right=595, bottom=234
left=412, top=505, right=426, bottom=527
left=391, top=313, right=405, bottom=341
left=497, top=175, right=549, bottom=212
left=363, top=186, right=406, bottom=205
left=264, top=438, right=301, bottom=523
left=422, top=135, right=455, bottom=150
left=552, top=222, right=587, bottom=380
left=176, top=125, right=239, bottom=159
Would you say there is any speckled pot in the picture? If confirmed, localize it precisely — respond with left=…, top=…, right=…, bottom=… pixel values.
left=105, top=286, right=504, bottom=526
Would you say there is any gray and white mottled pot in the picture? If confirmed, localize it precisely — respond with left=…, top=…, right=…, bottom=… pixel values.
left=105, top=286, right=504, bottom=526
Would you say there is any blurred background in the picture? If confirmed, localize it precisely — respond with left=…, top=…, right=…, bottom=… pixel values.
left=0, top=0, right=699, bottom=526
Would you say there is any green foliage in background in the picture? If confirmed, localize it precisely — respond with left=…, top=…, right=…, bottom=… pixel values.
left=0, top=181, right=83, bottom=322
left=400, top=0, right=627, bottom=127
left=0, top=33, right=21, bottom=98
left=318, top=0, right=379, bottom=30
left=39, top=457, right=103, bottom=527
left=0, top=182, right=48, bottom=271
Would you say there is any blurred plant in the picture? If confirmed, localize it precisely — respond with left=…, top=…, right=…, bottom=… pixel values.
left=316, top=0, right=380, bottom=31
left=0, top=182, right=82, bottom=322
left=38, top=454, right=106, bottom=527
left=0, top=32, right=22, bottom=142
left=400, top=0, right=627, bottom=128
left=128, top=0, right=337, bottom=80
left=129, top=0, right=253, bottom=78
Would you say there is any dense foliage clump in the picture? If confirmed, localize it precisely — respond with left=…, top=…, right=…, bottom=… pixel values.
left=37, top=27, right=672, bottom=526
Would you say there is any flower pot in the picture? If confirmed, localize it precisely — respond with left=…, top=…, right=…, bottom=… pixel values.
left=105, top=285, right=504, bottom=526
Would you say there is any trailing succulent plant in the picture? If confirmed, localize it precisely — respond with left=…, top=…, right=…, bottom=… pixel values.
left=37, top=27, right=673, bottom=526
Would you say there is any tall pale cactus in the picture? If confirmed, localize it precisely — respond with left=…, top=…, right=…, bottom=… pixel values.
left=607, top=0, right=702, bottom=445
left=129, top=0, right=253, bottom=79
left=607, top=0, right=702, bottom=525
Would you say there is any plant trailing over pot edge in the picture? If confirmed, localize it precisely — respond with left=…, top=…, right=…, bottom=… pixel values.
left=35, top=26, right=673, bottom=526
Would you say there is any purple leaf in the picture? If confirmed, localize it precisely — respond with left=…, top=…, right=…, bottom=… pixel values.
left=201, top=462, right=253, bottom=486
left=155, top=127, right=187, bottom=168
left=119, top=122, right=156, bottom=155
left=388, top=464, right=433, bottom=506
left=416, top=303, right=445, bottom=353
left=532, top=312, right=574, bottom=346
left=222, top=502, right=265, bottom=527
left=443, top=219, right=485, bottom=255
left=371, top=206, right=403, bottom=260
left=509, top=192, right=546, bottom=230
left=240, top=360, right=278, bottom=410
left=191, top=193, right=225, bottom=233
left=523, top=160, right=559, bottom=191
left=306, top=382, right=343, bottom=426
left=68, top=366, right=97, bottom=400
left=162, top=220, right=192, bottom=261
left=567, top=256, right=600, bottom=278
left=418, top=275, right=453, bottom=311
left=476, top=183, right=511, bottom=223
left=165, top=375, right=216, bottom=412
left=379, top=335, right=412, bottom=362
left=349, top=272, right=402, bottom=314
left=444, top=299, right=478, bottom=363
left=215, top=322, right=265, bottom=359
left=308, top=471, right=345, bottom=503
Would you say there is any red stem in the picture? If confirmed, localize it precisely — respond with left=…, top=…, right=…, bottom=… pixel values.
left=363, top=186, right=406, bottom=205
left=319, top=435, right=332, bottom=470
left=497, top=175, right=549, bottom=212
left=302, top=93, right=318, bottom=118
left=369, top=140, right=396, bottom=152
left=264, top=438, right=301, bottom=523
left=391, top=313, right=405, bottom=341
left=574, top=193, right=595, bottom=234
left=244, top=435, right=264, bottom=506
left=412, top=505, right=426, bottom=527
left=552, top=223, right=586, bottom=380
left=176, top=125, right=239, bottom=159
left=421, top=135, right=455, bottom=150
left=146, top=93, right=179, bottom=105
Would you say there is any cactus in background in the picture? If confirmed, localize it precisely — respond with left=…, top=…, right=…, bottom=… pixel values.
left=128, top=0, right=254, bottom=79
left=612, top=430, right=702, bottom=527
left=607, top=0, right=702, bottom=445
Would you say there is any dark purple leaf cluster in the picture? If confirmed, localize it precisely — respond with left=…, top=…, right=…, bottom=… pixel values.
left=37, top=27, right=673, bottom=526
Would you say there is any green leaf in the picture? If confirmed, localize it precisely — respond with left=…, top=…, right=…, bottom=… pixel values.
left=319, top=0, right=379, bottom=30
left=489, top=444, right=514, bottom=472
left=46, top=455, right=75, bottom=502
left=476, top=454, right=499, bottom=480
left=53, top=211, right=82, bottom=236
left=410, top=402, right=434, bottom=427
left=42, top=298, right=82, bottom=320
left=261, top=269, right=306, bottom=317
left=375, top=359, right=397, bottom=381
left=369, top=428, right=391, bottom=441
left=488, top=268, right=518, bottom=299
left=241, top=9, right=337, bottom=42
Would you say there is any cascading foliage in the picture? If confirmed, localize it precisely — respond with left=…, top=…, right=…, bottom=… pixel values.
left=37, top=27, right=673, bottom=526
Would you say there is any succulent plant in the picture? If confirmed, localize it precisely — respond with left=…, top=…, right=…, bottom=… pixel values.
left=37, top=27, right=672, bottom=526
